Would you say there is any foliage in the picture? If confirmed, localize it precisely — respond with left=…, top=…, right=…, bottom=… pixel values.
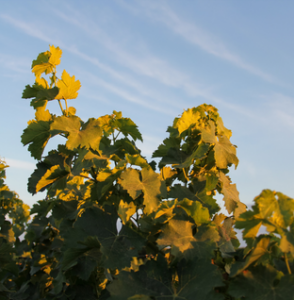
left=1, top=45, right=293, bottom=299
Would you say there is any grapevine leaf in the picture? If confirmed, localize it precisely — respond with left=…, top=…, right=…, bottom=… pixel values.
left=215, top=217, right=237, bottom=257
left=119, top=168, right=166, bottom=214
left=157, top=219, right=196, bottom=254
left=176, top=258, right=224, bottom=300
left=48, top=45, right=62, bottom=66
left=214, top=136, right=238, bottom=169
left=255, top=190, right=294, bottom=228
left=90, top=169, right=121, bottom=200
left=177, top=198, right=210, bottom=226
left=50, top=116, right=102, bottom=150
left=230, top=237, right=271, bottom=277
left=200, top=120, right=216, bottom=144
left=107, top=255, right=224, bottom=300
left=21, top=120, right=52, bottom=160
left=74, top=205, right=144, bottom=270
left=228, top=265, right=294, bottom=300
left=170, top=184, right=220, bottom=215
left=169, top=184, right=200, bottom=202
left=56, top=70, right=81, bottom=100
left=31, top=51, right=51, bottom=77
left=100, top=225, right=145, bottom=270
left=72, top=148, right=109, bottom=175
left=175, top=142, right=209, bottom=168
left=35, top=165, right=69, bottom=193
left=219, top=172, right=246, bottom=218
left=181, top=240, right=218, bottom=261
left=279, top=232, right=294, bottom=255
left=216, top=117, right=232, bottom=139
left=174, top=108, right=201, bottom=135
left=22, top=81, right=59, bottom=109
left=152, top=137, right=181, bottom=159
left=118, top=200, right=137, bottom=224
left=107, top=255, right=173, bottom=299
left=158, top=147, right=188, bottom=168
left=114, top=118, right=143, bottom=141
left=125, top=154, right=149, bottom=168
left=160, top=166, right=177, bottom=181
left=35, top=106, right=52, bottom=122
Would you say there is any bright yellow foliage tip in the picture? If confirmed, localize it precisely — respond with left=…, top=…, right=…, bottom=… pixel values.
left=56, top=70, right=81, bottom=100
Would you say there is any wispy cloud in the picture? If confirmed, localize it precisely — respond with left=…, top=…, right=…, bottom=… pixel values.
left=0, top=53, right=30, bottom=74
left=5, top=158, right=35, bottom=170
left=81, top=70, right=177, bottom=115
left=1, top=9, right=259, bottom=120
left=1, top=13, right=181, bottom=114
left=0, top=14, right=55, bottom=44
left=268, top=93, right=294, bottom=130
left=53, top=8, right=258, bottom=119
left=119, top=1, right=276, bottom=84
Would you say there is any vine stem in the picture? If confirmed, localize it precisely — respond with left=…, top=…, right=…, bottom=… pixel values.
left=183, top=168, right=189, bottom=184
left=64, top=99, right=69, bottom=116
left=285, top=253, right=292, bottom=274
left=58, top=100, right=64, bottom=115
left=79, top=174, right=93, bottom=181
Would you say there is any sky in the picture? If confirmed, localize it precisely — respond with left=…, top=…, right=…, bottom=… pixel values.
left=1, top=0, right=294, bottom=210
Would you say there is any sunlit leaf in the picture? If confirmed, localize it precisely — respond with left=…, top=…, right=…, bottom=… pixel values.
left=219, top=172, right=246, bottom=218
left=55, top=70, right=81, bottom=100
left=119, top=168, right=166, bottom=214
left=214, top=136, right=239, bottom=169
left=51, top=116, right=102, bottom=150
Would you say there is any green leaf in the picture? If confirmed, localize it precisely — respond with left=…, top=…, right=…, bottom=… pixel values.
left=119, top=168, right=166, bottom=214
left=100, top=225, right=145, bottom=270
left=31, top=52, right=51, bottom=77
left=107, top=255, right=173, bottom=300
left=22, top=83, right=59, bottom=109
left=50, top=116, right=102, bottom=150
left=178, top=198, right=210, bottom=226
left=114, top=118, right=143, bottom=141
left=28, top=161, right=51, bottom=194
left=230, top=237, right=271, bottom=277
left=74, top=205, right=144, bottom=270
left=228, top=265, right=294, bottom=300
left=35, top=165, right=69, bottom=193
left=175, top=142, right=209, bottom=168
left=107, top=255, right=224, bottom=300
left=157, top=148, right=188, bottom=168
left=152, top=136, right=181, bottom=159
left=21, top=120, right=51, bottom=160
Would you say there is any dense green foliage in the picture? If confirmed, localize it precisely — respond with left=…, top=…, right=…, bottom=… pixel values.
left=1, top=45, right=293, bottom=299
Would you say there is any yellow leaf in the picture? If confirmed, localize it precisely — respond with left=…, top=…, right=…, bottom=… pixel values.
left=35, top=77, right=49, bottom=88
left=56, top=70, right=81, bottom=100
left=174, top=108, right=200, bottom=135
left=68, top=106, right=76, bottom=116
left=35, top=106, right=51, bottom=122
left=48, top=45, right=62, bottom=66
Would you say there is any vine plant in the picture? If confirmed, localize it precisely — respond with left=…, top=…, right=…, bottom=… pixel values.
left=0, top=45, right=293, bottom=299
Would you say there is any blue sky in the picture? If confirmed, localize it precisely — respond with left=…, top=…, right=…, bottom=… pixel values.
left=1, top=0, right=294, bottom=209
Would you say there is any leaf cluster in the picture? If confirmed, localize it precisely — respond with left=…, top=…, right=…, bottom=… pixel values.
left=1, top=46, right=293, bottom=299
